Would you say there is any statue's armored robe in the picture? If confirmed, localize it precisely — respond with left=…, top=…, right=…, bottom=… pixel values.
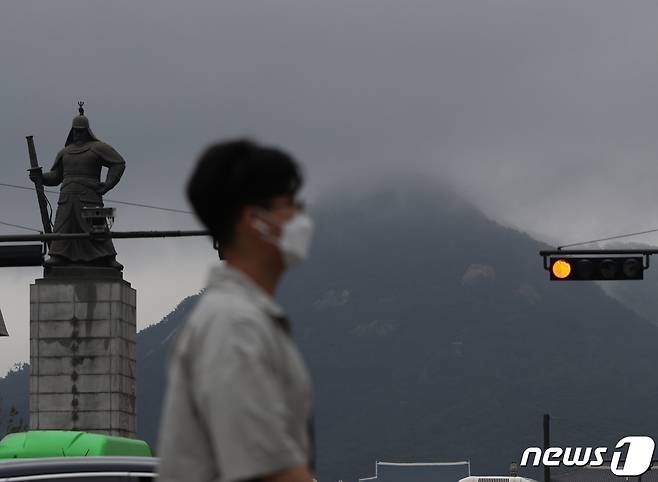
left=43, top=141, right=125, bottom=263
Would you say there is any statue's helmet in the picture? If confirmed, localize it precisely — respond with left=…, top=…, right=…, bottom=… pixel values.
left=71, top=114, right=90, bottom=130
left=65, top=103, right=99, bottom=146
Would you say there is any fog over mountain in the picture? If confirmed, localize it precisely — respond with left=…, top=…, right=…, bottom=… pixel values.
left=3, top=180, right=658, bottom=480
left=2, top=0, right=658, bottom=375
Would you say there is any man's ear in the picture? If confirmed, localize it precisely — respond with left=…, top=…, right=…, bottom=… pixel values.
left=252, top=218, right=269, bottom=235
left=242, top=206, right=269, bottom=236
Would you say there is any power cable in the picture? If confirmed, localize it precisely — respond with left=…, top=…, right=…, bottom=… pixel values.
left=99, top=197, right=192, bottom=214
left=0, top=182, right=193, bottom=215
left=4, top=179, right=654, bottom=247
left=558, top=228, right=658, bottom=249
left=0, top=221, right=41, bottom=233
left=0, top=182, right=42, bottom=193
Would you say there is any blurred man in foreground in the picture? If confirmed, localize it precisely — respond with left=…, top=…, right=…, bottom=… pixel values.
left=158, top=139, right=315, bottom=482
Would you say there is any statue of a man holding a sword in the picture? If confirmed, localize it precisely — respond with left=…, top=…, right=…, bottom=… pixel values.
left=29, top=103, right=126, bottom=270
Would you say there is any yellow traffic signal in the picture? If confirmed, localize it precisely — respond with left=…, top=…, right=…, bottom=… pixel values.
left=551, top=259, right=572, bottom=279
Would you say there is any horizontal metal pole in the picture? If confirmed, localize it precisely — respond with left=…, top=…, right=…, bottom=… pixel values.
left=0, top=230, right=210, bottom=243
left=109, top=230, right=210, bottom=239
left=540, top=249, right=658, bottom=256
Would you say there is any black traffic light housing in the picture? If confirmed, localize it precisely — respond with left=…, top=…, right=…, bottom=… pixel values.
left=0, top=244, right=44, bottom=267
left=540, top=248, right=654, bottom=281
left=549, top=256, right=645, bottom=280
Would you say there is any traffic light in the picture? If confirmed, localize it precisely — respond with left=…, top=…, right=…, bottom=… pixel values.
left=549, top=256, right=644, bottom=281
left=0, top=245, right=43, bottom=267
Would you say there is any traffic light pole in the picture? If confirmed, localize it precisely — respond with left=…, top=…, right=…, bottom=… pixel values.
left=0, top=230, right=210, bottom=243
left=541, top=249, right=658, bottom=255
left=540, top=249, right=655, bottom=272
left=0, top=230, right=213, bottom=268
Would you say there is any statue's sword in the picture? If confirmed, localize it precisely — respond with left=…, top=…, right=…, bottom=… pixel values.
left=25, top=136, right=53, bottom=244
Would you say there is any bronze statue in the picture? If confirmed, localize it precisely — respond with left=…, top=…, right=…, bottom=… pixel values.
left=29, top=103, right=125, bottom=270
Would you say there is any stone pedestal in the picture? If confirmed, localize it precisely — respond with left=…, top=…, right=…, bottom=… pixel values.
left=29, top=267, right=136, bottom=437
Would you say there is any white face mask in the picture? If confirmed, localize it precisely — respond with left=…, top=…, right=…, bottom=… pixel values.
left=253, top=210, right=314, bottom=268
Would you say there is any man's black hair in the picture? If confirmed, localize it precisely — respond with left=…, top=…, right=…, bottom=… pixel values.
left=187, top=138, right=303, bottom=251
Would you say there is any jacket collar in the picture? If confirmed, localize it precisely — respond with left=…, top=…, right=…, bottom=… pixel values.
left=206, top=262, right=285, bottom=318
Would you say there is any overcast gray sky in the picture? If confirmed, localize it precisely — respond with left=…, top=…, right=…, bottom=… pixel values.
left=1, top=0, right=657, bottom=374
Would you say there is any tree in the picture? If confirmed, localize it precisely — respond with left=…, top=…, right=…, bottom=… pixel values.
left=0, top=399, right=27, bottom=438
left=6, top=404, right=27, bottom=434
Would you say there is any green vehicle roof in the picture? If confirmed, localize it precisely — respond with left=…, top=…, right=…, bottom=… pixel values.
left=0, top=431, right=152, bottom=459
